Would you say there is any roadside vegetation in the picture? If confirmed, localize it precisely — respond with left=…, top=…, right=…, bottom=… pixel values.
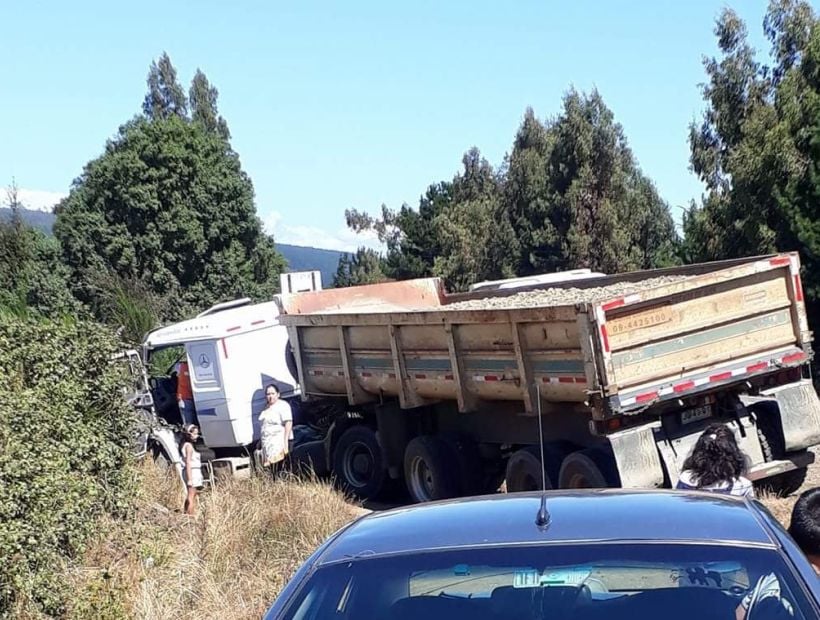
left=0, top=314, right=137, bottom=617
left=31, top=460, right=820, bottom=620
left=64, top=462, right=361, bottom=620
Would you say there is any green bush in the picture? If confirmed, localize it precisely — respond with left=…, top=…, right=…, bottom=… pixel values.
left=0, top=314, right=137, bottom=616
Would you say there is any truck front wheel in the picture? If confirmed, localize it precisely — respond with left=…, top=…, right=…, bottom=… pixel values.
left=332, top=426, right=387, bottom=500
left=404, top=436, right=459, bottom=503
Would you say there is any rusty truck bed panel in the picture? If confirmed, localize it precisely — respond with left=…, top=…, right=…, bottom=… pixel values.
left=593, top=254, right=810, bottom=410
left=281, top=254, right=810, bottom=416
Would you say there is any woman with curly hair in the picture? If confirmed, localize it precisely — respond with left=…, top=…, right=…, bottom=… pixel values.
left=675, top=423, right=754, bottom=497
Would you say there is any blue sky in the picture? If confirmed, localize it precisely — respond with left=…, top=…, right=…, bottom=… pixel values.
left=1, top=1, right=773, bottom=251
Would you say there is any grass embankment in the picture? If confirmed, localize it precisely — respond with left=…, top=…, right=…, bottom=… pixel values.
left=61, top=462, right=807, bottom=620
left=65, top=462, right=362, bottom=620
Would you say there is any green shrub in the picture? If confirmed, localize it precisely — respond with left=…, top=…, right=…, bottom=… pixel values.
left=0, top=314, right=137, bottom=616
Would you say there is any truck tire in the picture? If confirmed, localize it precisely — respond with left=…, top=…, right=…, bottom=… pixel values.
left=290, top=439, right=329, bottom=477
left=404, top=436, right=460, bottom=503
left=506, top=442, right=574, bottom=493
left=559, top=448, right=619, bottom=489
left=332, top=426, right=387, bottom=500
left=754, top=405, right=808, bottom=496
left=506, top=447, right=550, bottom=492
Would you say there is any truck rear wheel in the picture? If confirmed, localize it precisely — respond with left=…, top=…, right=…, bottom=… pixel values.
left=506, top=447, right=549, bottom=492
left=506, top=443, right=573, bottom=493
left=332, top=426, right=387, bottom=500
left=754, top=405, right=808, bottom=496
left=559, top=448, right=619, bottom=489
left=404, top=436, right=459, bottom=503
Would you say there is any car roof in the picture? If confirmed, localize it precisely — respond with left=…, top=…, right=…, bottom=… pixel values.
left=317, top=490, right=778, bottom=565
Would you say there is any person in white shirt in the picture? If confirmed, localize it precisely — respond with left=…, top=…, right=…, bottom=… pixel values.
left=675, top=423, right=754, bottom=497
left=259, top=383, right=293, bottom=468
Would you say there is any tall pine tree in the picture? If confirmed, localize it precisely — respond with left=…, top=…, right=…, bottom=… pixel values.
left=347, top=89, right=678, bottom=290
left=56, top=55, right=285, bottom=322
left=189, top=69, right=231, bottom=140
left=143, top=52, right=188, bottom=120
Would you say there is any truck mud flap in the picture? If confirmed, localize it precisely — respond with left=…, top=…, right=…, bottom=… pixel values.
left=608, top=422, right=665, bottom=489
left=760, top=379, right=820, bottom=452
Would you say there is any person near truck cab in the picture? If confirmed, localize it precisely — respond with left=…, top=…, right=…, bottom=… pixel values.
left=176, top=359, right=196, bottom=426
left=259, top=383, right=293, bottom=468
left=181, top=424, right=203, bottom=515
left=675, top=423, right=754, bottom=497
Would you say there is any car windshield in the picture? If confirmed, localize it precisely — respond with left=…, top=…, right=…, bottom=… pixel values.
left=277, top=543, right=814, bottom=620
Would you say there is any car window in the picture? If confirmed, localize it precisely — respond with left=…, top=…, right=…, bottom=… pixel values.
left=279, top=543, right=815, bottom=620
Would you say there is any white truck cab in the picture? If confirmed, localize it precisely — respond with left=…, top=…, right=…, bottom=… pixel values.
left=136, top=271, right=321, bottom=479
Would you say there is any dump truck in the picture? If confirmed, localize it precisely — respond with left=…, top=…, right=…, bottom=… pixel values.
left=279, top=252, right=820, bottom=501
left=135, top=254, right=820, bottom=502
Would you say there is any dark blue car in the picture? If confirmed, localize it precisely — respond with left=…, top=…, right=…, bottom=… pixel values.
left=264, top=490, right=820, bottom=619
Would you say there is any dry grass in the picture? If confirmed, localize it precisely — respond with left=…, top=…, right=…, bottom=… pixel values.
left=64, top=461, right=364, bottom=620
left=758, top=450, right=820, bottom=530
left=758, top=491, right=797, bottom=528
left=60, top=454, right=820, bottom=619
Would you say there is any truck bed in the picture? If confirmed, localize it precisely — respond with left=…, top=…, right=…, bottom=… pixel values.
left=281, top=254, right=811, bottom=417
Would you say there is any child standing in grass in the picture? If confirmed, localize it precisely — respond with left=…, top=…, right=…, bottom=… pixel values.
left=181, top=424, right=203, bottom=515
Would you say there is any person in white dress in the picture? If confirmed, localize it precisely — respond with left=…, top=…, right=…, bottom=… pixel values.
left=181, top=424, right=203, bottom=515
left=259, top=383, right=293, bottom=468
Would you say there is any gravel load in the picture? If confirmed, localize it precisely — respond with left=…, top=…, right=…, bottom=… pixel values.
left=443, top=275, right=689, bottom=310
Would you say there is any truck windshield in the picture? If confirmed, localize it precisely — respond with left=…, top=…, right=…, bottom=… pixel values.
left=275, top=543, right=813, bottom=620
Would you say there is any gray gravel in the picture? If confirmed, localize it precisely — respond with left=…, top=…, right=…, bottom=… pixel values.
left=443, top=276, right=689, bottom=310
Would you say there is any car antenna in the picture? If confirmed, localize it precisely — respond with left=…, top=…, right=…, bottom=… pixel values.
left=534, top=381, right=551, bottom=529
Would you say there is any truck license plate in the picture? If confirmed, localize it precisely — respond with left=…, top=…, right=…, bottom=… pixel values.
left=681, top=405, right=712, bottom=426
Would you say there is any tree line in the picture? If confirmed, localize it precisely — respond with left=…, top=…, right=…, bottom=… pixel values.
left=338, top=90, right=678, bottom=291
left=3, top=0, right=820, bottom=341
left=336, top=0, right=820, bottom=336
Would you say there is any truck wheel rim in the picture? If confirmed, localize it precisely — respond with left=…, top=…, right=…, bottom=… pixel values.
left=566, top=473, right=588, bottom=488
left=342, top=442, right=374, bottom=488
left=410, top=456, right=435, bottom=501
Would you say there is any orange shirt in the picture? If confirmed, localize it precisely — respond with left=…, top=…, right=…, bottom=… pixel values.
left=177, top=361, right=193, bottom=401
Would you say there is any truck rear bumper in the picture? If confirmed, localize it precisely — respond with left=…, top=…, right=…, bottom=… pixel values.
left=746, top=450, right=815, bottom=481
left=610, top=394, right=818, bottom=489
